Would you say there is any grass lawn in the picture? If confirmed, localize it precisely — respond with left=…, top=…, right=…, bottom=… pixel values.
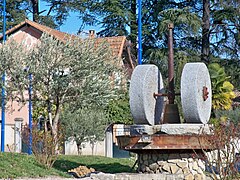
left=54, top=155, right=136, bottom=174
left=0, top=152, right=135, bottom=179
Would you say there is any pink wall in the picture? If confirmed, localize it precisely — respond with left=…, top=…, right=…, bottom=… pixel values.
left=9, top=26, right=41, bottom=49
left=3, top=26, right=42, bottom=125
left=5, top=100, right=29, bottom=125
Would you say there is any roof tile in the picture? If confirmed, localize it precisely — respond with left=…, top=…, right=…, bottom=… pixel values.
left=0, top=19, right=126, bottom=58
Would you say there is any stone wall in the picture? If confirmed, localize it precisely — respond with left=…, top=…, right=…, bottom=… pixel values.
left=137, top=152, right=206, bottom=180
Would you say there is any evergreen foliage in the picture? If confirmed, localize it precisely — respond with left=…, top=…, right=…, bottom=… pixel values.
left=218, top=59, right=240, bottom=90
left=105, top=92, right=133, bottom=125
left=208, top=63, right=235, bottom=110
left=210, top=0, right=240, bottom=59
left=214, top=107, right=240, bottom=125
left=95, top=0, right=131, bottom=37
left=0, top=0, right=27, bottom=32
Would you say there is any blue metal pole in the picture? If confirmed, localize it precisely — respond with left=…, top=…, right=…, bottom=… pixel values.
left=1, top=0, right=7, bottom=152
left=1, top=74, right=5, bottom=152
left=3, top=0, right=6, bottom=42
left=28, top=73, right=32, bottom=155
left=137, top=0, right=142, bottom=65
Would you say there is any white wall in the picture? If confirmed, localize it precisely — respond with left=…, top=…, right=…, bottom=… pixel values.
left=0, top=124, right=16, bottom=152
left=64, top=138, right=105, bottom=156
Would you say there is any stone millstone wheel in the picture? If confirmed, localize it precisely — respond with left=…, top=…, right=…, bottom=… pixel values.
left=181, top=63, right=212, bottom=124
left=129, top=65, right=164, bottom=125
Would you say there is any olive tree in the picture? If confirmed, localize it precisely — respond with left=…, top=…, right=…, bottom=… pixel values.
left=62, top=106, right=108, bottom=155
left=0, top=34, right=124, bottom=147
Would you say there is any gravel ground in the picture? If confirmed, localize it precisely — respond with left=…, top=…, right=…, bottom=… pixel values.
left=2, top=173, right=214, bottom=180
left=4, top=176, right=76, bottom=180
left=11, top=173, right=186, bottom=180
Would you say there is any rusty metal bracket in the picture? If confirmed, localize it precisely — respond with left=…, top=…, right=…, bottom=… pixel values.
left=203, top=86, right=209, bottom=101
left=153, top=93, right=168, bottom=97
left=117, top=134, right=216, bottom=151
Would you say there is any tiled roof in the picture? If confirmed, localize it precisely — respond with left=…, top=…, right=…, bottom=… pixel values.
left=0, top=19, right=75, bottom=42
left=0, top=19, right=126, bottom=58
left=95, top=36, right=126, bottom=58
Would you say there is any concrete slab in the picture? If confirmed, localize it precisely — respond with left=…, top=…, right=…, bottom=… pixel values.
left=160, top=124, right=212, bottom=135
left=130, top=124, right=211, bottom=136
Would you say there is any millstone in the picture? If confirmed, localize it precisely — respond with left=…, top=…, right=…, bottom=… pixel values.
left=181, top=63, right=212, bottom=124
left=129, top=65, right=164, bottom=125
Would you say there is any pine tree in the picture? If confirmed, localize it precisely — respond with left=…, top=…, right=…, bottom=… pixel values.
left=95, top=0, right=132, bottom=37
left=210, top=0, right=240, bottom=59
left=0, top=0, right=27, bottom=32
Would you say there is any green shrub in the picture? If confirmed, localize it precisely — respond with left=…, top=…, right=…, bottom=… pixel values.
left=106, top=93, right=133, bottom=125
left=208, top=63, right=235, bottom=110
left=214, top=107, right=240, bottom=125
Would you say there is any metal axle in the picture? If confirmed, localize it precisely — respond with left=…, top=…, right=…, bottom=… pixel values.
left=168, top=23, right=175, bottom=104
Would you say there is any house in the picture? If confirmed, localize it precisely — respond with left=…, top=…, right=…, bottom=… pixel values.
left=0, top=19, right=135, bottom=76
left=0, top=19, right=135, bottom=153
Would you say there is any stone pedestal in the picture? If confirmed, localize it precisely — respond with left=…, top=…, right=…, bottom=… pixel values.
left=117, top=125, right=214, bottom=179
left=137, top=151, right=206, bottom=180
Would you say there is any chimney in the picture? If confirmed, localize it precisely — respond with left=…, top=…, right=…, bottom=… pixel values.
left=89, top=30, right=95, bottom=38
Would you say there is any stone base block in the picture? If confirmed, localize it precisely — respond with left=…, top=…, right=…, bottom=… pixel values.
left=138, top=152, right=206, bottom=180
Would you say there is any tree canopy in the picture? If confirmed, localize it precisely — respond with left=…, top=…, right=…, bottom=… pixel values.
left=0, top=0, right=27, bottom=31
left=0, top=34, right=124, bottom=142
left=2, top=0, right=239, bottom=63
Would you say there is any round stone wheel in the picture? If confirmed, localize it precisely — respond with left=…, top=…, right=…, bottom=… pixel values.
left=129, top=64, right=164, bottom=125
left=181, top=63, right=212, bottom=124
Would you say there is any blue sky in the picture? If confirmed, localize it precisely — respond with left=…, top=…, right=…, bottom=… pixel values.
left=60, top=12, right=101, bottom=35
left=39, top=2, right=101, bottom=35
